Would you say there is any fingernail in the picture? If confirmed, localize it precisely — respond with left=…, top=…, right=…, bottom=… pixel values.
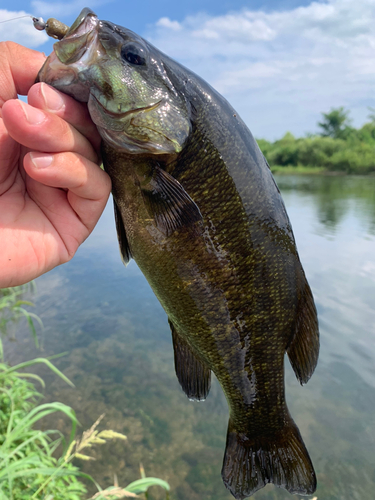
left=30, top=152, right=53, bottom=169
left=19, top=101, right=45, bottom=125
left=41, top=82, right=64, bottom=111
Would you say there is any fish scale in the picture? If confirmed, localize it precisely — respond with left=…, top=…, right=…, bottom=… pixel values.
left=38, top=8, right=319, bottom=499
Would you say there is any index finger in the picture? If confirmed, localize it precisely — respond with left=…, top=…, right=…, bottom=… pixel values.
left=0, top=42, right=46, bottom=109
left=0, top=43, right=46, bottom=186
left=28, top=82, right=102, bottom=152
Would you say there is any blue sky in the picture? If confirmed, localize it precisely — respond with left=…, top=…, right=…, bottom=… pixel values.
left=1, top=0, right=374, bottom=140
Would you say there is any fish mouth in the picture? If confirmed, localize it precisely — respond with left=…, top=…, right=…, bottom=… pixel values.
left=37, top=8, right=100, bottom=101
left=90, top=94, right=179, bottom=153
left=53, top=8, right=99, bottom=65
left=91, top=93, right=163, bottom=119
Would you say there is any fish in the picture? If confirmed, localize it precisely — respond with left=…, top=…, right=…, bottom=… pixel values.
left=38, top=8, right=320, bottom=499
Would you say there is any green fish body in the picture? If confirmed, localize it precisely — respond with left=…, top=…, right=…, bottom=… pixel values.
left=38, top=9, right=319, bottom=498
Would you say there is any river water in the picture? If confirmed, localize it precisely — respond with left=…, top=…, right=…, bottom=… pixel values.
left=6, top=174, right=375, bottom=500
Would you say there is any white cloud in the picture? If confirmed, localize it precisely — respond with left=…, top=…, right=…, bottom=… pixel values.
left=156, top=17, right=181, bottom=31
left=192, top=15, right=276, bottom=42
left=0, top=9, right=48, bottom=47
left=146, top=0, right=375, bottom=139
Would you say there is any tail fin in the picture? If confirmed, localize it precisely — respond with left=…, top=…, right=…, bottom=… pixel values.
left=222, top=417, right=316, bottom=499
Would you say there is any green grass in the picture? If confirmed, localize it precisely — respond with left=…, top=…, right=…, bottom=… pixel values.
left=0, top=283, right=42, bottom=357
left=0, top=368, right=84, bottom=500
left=270, top=165, right=327, bottom=175
left=0, top=285, right=170, bottom=500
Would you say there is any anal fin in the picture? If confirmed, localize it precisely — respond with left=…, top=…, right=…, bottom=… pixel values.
left=287, top=276, right=319, bottom=385
left=169, top=319, right=211, bottom=401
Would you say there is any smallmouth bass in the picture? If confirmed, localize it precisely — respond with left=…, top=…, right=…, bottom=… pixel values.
left=38, top=8, right=320, bottom=498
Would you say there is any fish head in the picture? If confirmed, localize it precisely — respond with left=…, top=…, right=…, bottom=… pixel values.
left=38, top=8, right=191, bottom=154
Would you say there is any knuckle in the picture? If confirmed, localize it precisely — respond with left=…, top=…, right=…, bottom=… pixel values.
left=55, top=118, right=74, bottom=147
left=59, top=151, right=87, bottom=185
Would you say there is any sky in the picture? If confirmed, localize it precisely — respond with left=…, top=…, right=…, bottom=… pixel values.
left=0, top=0, right=374, bottom=140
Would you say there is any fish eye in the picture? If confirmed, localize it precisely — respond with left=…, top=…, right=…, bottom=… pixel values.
left=121, top=43, right=146, bottom=66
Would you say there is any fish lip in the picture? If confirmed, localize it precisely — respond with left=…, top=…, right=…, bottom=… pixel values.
left=91, top=93, right=163, bottom=119
left=92, top=96, right=177, bottom=153
left=53, top=9, right=99, bottom=65
left=65, top=8, right=98, bottom=39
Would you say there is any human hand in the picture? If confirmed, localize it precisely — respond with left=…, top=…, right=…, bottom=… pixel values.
left=0, top=42, right=111, bottom=288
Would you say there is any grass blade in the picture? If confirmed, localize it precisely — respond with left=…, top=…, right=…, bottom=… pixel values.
left=0, top=358, right=74, bottom=388
left=124, top=478, right=170, bottom=494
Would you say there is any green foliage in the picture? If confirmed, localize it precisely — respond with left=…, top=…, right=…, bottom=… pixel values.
left=267, top=132, right=300, bottom=166
left=91, top=477, right=171, bottom=500
left=0, top=362, right=170, bottom=499
left=123, top=477, right=170, bottom=495
left=318, top=106, right=352, bottom=139
left=255, top=138, right=272, bottom=158
left=257, top=107, right=375, bottom=174
left=354, top=122, right=375, bottom=144
left=0, top=283, right=42, bottom=356
left=367, top=106, right=375, bottom=123
left=0, top=285, right=171, bottom=500
left=0, top=358, right=85, bottom=500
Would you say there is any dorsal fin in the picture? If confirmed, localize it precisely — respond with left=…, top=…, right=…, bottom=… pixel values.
left=169, top=320, right=211, bottom=401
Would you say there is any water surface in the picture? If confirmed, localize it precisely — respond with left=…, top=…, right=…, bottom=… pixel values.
left=6, top=174, right=375, bottom=499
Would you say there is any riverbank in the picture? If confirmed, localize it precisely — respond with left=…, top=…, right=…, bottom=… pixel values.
left=257, top=111, right=375, bottom=175
left=270, top=166, right=327, bottom=175
left=270, top=166, right=375, bottom=175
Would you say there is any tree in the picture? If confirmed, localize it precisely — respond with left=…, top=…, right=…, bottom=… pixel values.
left=318, top=107, right=352, bottom=139
left=367, top=106, right=375, bottom=123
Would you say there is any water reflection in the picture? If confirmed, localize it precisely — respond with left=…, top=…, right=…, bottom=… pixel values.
left=276, top=175, right=375, bottom=236
left=4, top=175, right=375, bottom=499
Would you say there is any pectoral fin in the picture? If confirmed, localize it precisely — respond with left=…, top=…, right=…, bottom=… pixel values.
left=169, top=320, right=211, bottom=401
left=141, top=166, right=202, bottom=237
left=287, top=273, right=319, bottom=384
left=113, top=199, right=132, bottom=266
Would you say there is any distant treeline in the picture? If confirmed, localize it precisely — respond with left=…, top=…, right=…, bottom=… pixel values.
left=257, top=107, right=375, bottom=174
